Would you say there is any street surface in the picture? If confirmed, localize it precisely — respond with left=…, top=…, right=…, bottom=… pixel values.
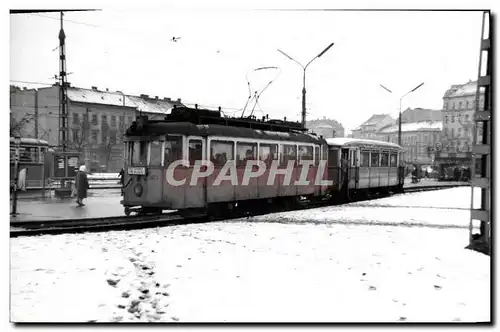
left=10, top=187, right=490, bottom=322
left=10, top=180, right=468, bottom=223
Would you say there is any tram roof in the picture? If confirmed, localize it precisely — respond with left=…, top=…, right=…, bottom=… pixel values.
left=326, top=137, right=403, bottom=150
left=126, top=121, right=327, bottom=144
left=9, top=137, right=49, bottom=146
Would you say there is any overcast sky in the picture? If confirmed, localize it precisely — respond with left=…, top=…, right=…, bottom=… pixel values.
left=10, top=9, right=484, bottom=132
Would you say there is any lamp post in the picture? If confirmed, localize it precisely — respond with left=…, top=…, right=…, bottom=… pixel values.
left=11, top=133, right=21, bottom=216
left=278, top=42, right=334, bottom=128
left=380, top=82, right=424, bottom=146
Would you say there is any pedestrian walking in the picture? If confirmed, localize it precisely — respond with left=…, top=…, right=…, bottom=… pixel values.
left=75, top=165, right=89, bottom=206
left=118, top=168, right=125, bottom=185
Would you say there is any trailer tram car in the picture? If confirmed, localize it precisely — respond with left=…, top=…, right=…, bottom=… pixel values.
left=325, top=138, right=405, bottom=201
left=121, top=106, right=331, bottom=217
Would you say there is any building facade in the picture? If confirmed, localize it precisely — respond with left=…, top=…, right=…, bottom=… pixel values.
left=351, top=114, right=394, bottom=140
left=377, top=121, right=442, bottom=165
left=306, top=117, right=345, bottom=138
left=401, top=107, right=442, bottom=123
left=10, top=84, right=183, bottom=172
left=435, top=80, right=484, bottom=172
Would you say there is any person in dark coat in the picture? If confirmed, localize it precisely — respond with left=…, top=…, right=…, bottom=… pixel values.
left=75, top=165, right=89, bottom=206
left=454, top=167, right=460, bottom=182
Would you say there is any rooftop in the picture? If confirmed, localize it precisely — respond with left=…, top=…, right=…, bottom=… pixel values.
left=352, top=114, right=394, bottom=131
left=378, top=121, right=443, bottom=134
left=326, top=137, right=403, bottom=149
left=63, top=86, right=184, bottom=115
left=443, top=80, right=481, bottom=99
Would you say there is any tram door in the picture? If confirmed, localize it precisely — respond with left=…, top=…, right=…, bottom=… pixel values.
left=341, top=149, right=349, bottom=192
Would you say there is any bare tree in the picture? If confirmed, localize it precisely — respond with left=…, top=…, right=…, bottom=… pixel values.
left=10, top=112, right=34, bottom=137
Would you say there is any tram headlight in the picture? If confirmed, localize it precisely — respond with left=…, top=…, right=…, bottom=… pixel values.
left=134, top=183, right=143, bottom=197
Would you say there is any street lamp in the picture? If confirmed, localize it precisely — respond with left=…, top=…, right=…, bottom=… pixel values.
left=278, top=42, right=335, bottom=128
left=11, top=133, right=21, bottom=216
left=380, top=82, right=424, bottom=146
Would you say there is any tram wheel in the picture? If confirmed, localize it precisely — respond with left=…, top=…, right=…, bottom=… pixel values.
left=124, top=207, right=131, bottom=216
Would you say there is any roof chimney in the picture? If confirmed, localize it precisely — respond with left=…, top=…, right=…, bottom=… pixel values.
left=155, top=96, right=158, bottom=99
left=106, top=88, right=109, bottom=92
left=177, top=98, right=182, bottom=103
left=164, top=97, right=172, bottom=102
left=91, top=86, right=98, bottom=91
left=140, top=94, right=149, bottom=99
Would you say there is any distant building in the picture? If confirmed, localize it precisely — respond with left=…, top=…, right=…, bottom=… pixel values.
left=351, top=114, right=394, bottom=140
left=377, top=121, right=442, bottom=165
left=306, top=117, right=345, bottom=138
left=401, top=107, right=442, bottom=123
left=435, top=80, right=484, bottom=171
left=10, top=84, right=184, bottom=172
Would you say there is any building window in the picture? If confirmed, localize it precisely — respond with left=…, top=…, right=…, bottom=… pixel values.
left=119, top=115, right=125, bottom=129
left=452, top=102, right=455, bottom=109
left=91, top=130, right=98, bottom=142
left=102, top=114, right=108, bottom=123
left=466, top=100, right=469, bottom=109
left=92, top=114, right=98, bottom=125
left=111, top=115, right=117, bottom=128
left=444, top=102, right=448, bottom=110
left=444, top=128, right=448, bottom=137
left=451, top=114, right=455, bottom=123
left=458, top=101, right=462, bottom=109
left=444, top=115, right=448, bottom=124
left=128, top=116, right=133, bottom=124
left=110, top=131, right=116, bottom=144
left=451, top=128, right=455, bottom=137
left=72, top=130, right=79, bottom=142
left=73, top=113, right=79, bottom=124
left=465, top=114, right=470, bottom=122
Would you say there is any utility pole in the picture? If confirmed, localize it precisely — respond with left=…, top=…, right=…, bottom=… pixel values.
left=34, top=89, right=39, bottom=139
left=58, top=11, right=69, bottom=152
left=278, top=42, right=334, bottom=128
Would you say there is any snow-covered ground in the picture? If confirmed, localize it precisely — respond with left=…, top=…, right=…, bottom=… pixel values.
left=10, top=187, right=490, bottom=323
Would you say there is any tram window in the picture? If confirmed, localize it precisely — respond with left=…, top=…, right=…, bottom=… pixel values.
left=280, top=144, right=297, bottom=166
left=259, top=144, right=278, bottom=165
left=211, top=140, right=234, bottom=166
left=236, top=142, right=257, bottom=166
left=360, top=151, right=370, bottom=167
left=165, top=136, right=183, bottom=166
left=40, top=147, right=46, bottom=163
left=322, top=145, right=328, bottom=160
left=381, top=152, right=389, bottom=167
left=390, top=153, right=398, bottom=167
left=298, top=145, right=313, bottom=162
left=20, top=147, right=37, bottom=163
left=149, top=141, right=162, bottom=166
left=371, top=152, right=380, bottom=167
left=130, top=141, right=148, bottom=166
left=188, top=140, right=203, bottom=165
left=350, top=150, right=358, bottom=167
left=314, top=146, right=320, bottom=165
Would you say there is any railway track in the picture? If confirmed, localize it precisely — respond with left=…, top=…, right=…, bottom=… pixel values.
left=10, top=184, right=469, bottom=238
